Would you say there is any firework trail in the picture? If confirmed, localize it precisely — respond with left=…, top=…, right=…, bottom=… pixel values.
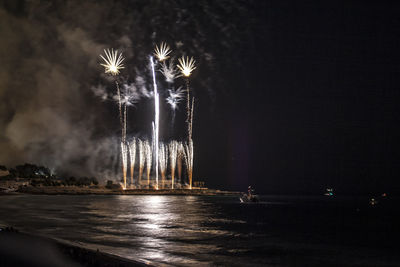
left=169, top=141, right=179, bottom=189
left=123, top=101, right=127, bottom=143
left=121, top=142, right=128, bottom=189
left=145, top=140, right=152, bottom=188
left=138, top=139, right=145, bottom=188
left=190, top=97, right=194, bottom=141
left=115, top=81, right=124, bottom=138
left=129, top=139, right=136, bottom=188
left=159, top=143, right=168, bottom=189
left=99, top=49, right=125, bottom=138
left=150, top=56, right=160, bottom=190
left=183, top=140, right=194, bottom=189
left=177, top=56, right=196, bottom=141
left=177, top=142, right=184, bottom=186
left=99, top=49, right=128, bottom=188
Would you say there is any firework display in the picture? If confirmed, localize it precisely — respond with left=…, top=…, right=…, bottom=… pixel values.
left=129, top=139, right=136, bottom=188
left=99, top=43, right=197, bottom=190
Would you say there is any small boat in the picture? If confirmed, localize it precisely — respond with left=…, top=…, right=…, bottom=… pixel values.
left=240, top=186, right=259, bottom=203
left=324, top=188, right=334, bottom=196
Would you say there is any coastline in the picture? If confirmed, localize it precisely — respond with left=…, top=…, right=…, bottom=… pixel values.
left=0, top=226, right=150, bottom=267
left=13, top=185, right=241, bottom=196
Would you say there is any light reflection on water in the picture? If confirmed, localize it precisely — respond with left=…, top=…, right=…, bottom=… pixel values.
left=2, top=194, right=394, bottom=266
left=0, top=195, right=243, bottom=266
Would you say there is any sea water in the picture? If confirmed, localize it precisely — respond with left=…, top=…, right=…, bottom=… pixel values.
left=0, top=194, right=399, bottom=266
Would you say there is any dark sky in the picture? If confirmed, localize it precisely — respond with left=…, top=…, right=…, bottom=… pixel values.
left=1, top=0, right=400, bottom=194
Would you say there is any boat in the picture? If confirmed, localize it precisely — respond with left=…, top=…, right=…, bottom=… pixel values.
left=240, top=186, right=259, bottom=203
left=324, top=188, right=334, bottom=196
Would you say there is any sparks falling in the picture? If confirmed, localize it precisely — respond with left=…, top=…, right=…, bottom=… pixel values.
left=177, top=142, right=184, bottom=185
left=121, top=142, right=128, bottom=189
left=183, top=140, right=194, bottom=189
left=100, top=49, right=125, bottom=76
left=154, top=42, right=172, bottom=62
left=145, top=140, right=152, bottom=188
left=99, top=49, right=129, bottom=190
left=97, top=44, right=199, bottom=190
left=166, top=87, right=184, bottom=111
left=159, top=143, right=168, bottom=189
left=138, top=139, right=145, bottom=187
left=150, top=56, right=160, bottom=190
left=169, top=141, right=179, bottom=189
left=129, top=139, right=136, bottom=188
left=160, top=60, right=181, bottom=83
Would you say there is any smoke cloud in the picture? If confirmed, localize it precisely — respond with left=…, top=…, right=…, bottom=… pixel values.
left=0, top=0, right=255, bottom=180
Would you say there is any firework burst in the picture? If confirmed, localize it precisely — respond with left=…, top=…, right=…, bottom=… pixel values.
left=160, top=60, right=181, bottom=83
left=119, top=83, right=141, bottom=106
left=177, top=56, right=196, bottom=77
left=166, top=87, right=184, bottom=110
left=100, top=49, right=125, bottom=76
left=154, top=42, right=172, bottom=62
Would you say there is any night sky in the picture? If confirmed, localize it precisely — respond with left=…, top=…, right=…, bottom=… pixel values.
left=1, top=1, right=400, bottom=194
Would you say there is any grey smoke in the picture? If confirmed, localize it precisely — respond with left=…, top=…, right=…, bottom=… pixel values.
left=0, top=0, right=254, bottom=180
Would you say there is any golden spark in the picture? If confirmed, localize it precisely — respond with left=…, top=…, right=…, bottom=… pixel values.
left=100, top=49, right=125, bottom=75
left=154, top=42, right=172, bottom=62
left=177, top=56, right=196, bottom=77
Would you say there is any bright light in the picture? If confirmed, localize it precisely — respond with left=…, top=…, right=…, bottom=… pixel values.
left=177, top=56, right=196, bottom=77
left=183, top=140, right=194, bottom=189
left=121, top=142, right=128, bottom=189
left=154, top=42, right=172, bottom=62
left=100, top=49, right=125, bottom=75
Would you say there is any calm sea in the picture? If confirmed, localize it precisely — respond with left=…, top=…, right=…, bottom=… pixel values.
left=0, top=194, right=399, bottom=266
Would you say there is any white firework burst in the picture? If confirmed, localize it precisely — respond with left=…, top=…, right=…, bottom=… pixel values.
left=160, top=60, right=181, bottom=83
left=119, top=83, right=141, bottom=106
left=154, top=42, right=172, bottom=62
left=177, top=56, right=196, bottom=77
left=100, top=49, right=125, bottom=75
left=166, top=87, right=184, bottom=110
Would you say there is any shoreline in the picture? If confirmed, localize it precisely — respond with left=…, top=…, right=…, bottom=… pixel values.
left=0, top=226, right=149, bottom=266
left=12, top=186, right=241, bottom=196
